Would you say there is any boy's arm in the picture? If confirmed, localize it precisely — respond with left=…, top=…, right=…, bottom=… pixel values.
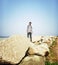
left=27, top=25, right=28, bottom=33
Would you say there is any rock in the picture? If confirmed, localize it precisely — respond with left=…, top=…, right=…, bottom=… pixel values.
left=19, top=55, right=45, bottom=65
left=0, top=35, right=30, bottom=64
left=28, top=43, right=49, bottom=57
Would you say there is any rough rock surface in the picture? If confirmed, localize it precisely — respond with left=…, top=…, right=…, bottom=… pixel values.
left=28, top=43, right=49, bottom=56
left=19, top=55, right=45, bottom=65
left=0, top=35, right=30, bottom=64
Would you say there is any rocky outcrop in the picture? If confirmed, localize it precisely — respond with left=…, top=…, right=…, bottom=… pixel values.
left=0, top=35, right=51, bottom=65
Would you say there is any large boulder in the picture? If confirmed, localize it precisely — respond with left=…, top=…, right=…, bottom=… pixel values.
left=0, top=35, right=30, bottom=64
left=19, top=55, right=45, bottom=65
left=28, top=43, right=49, bottom=57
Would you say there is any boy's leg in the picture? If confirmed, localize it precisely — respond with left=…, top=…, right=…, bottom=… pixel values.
left=27, top=33, right=29, bottom=38
left=30, top=33, right=32, bottom=42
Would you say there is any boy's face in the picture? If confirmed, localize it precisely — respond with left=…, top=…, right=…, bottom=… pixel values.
left=29, top=22, right=31, bottom=25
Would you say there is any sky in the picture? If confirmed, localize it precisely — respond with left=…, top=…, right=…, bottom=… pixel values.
left=0, top=0, right=58, bottom=36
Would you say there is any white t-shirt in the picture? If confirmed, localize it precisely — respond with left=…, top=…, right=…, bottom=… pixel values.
left=27, top=25, right=32, bottom=33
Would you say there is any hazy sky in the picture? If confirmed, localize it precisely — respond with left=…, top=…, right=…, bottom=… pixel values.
left=0, top=0, right=58, bottom=36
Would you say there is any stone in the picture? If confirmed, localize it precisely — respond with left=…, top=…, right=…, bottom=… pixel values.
left=28, top=43, right=49, bottom=56
left=0, top=35, right=30, bottom=64
left=19, top=55, right=45, bottom=65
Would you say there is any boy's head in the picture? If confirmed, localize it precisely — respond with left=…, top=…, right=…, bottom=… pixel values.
left=29, top=22, right=32, bottom=25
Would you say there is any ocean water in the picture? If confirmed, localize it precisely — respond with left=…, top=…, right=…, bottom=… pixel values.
left=0, top=38, right=6, bottom=40
left=0, top=36, right=9, bottom=40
